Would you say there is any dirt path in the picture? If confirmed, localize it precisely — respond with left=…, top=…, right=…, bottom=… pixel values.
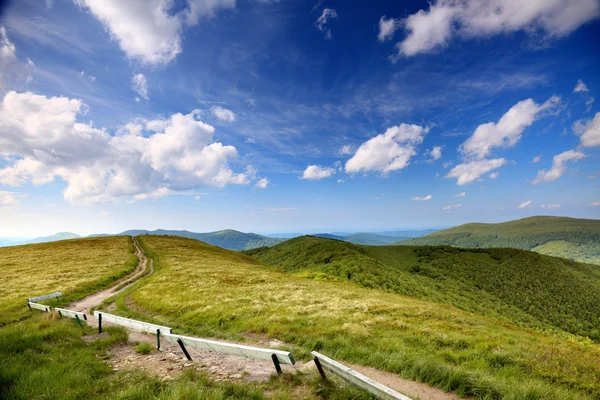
left=349, top=364, right=462, bottom=400
left=68, top=237, right=152, bottom=317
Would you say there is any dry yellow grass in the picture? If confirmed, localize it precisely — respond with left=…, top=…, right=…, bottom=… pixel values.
left=0, top=236, right=136, bottom=325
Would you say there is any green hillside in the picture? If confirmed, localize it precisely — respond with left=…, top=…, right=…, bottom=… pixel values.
left=398, top=216, right=600, bottom=264
left=109, top=235, right=600, bottom=399
left=246, top=236, right=600, bottom=339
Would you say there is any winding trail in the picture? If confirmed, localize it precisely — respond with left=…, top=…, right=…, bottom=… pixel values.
left=69, top=237, right=153, bottom=319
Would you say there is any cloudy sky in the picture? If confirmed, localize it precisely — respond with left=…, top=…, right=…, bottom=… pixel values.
left=0, top=0, right=599, bottom=237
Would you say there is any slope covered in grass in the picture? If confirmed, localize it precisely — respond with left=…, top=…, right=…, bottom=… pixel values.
left=0, top=236, right=138, bottom=325
left=107, top=235, right=600, bottom=399
left=399, top=216, right=600, bottom=264
left=247, top=236, right=600, bottom=339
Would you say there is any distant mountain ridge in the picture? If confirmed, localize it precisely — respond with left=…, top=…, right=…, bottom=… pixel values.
left=399, top=216, right=600, bottom=265
left=92, top=229, right=283, bottom=251
left=313, top=232, right=408, bottom=245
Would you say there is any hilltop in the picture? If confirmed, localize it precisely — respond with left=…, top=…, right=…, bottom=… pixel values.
left=398, top=216, right=600, bottom=265
left=246, top=235, right=600, bottom=339
left=313, top=232, right=407, bottom=245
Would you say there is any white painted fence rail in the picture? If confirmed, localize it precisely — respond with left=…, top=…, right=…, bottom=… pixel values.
left=311, top=352, right=412, bottom=400
left=28, top=302, right=51, bottom=312
left=163, top=333, right=295, bottom=365
left=55, top=307, right=87, bottom=321
left=93, top=311, right=172, bottom=335
left=28, top=291, right=62, bottom=303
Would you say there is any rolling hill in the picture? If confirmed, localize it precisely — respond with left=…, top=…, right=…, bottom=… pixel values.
left=398, top=216, right=600, bottom=265
left=246, top=236, right=600, bottom=340
left=94, top=229, right=283, bottom=250
left=313, top=232, right=407, bottom=245
left=114, top=235, right=600, bottom=399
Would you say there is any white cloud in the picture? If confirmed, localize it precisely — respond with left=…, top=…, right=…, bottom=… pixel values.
left=541, top=204, right=561, bottom=209
left=489, top=171, right=499, bottom=179
left=210, top=106, right=236, bottom=122
left=531, top=155, right=541, bottom=163
left=245, top=137, right=256, bottom=144
left=396, top=0, right=600, bottom=57
left=315, top=8, right=337, bottom=39
left=576, top=112, right=600, bottom=147
left=75, top=0, right=235, bottom=64
left=586, top=97, right=595, bottom=112
left=518, top=200, right=532, bottom=209
left=532, top=149, right=585, bottom=184
left=445, top=158, right=506, bottom=185
left=255, top=177, right=268, bottom=189
left=79, top=70, right=96, bottom=82
left=378, top=16, right=400, bottom=42
left=131, top=73, right=149, bottom=100
left=336, top=179, right=344, bottom=183
left=574, top=79, right=589, bottom=93
left=429, top=145, right=442, bottom=161
left=301, top=165, right=336, bottom=180
left=338, top=144, right=353, bottom=155
left=345, top=124, right=428, bottom=174
left=412, top=195, right=432, bottom=201
left=455, top=192, right=466, bottom=197
left=0, top=26, right=35, bottom=88
left=460, top=96, right=560, bottom=160
left=0, top=191, right=25, bottom=206
left=0, top=91, right=253, bottom=203
left=592, top=201, right=600, bottom=207
left=442, top=204, right=461, bottom=211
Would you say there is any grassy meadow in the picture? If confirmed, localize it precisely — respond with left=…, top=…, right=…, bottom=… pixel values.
left=0, top=237, right=372, bottom=400
left=247, top=236, right=600, bottom=339
left=106, top=235, right=600, bottom=400
left=0, top=236, right=138, bottom=325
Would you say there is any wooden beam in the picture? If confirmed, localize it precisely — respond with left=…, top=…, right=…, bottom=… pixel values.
left=28, top=302, right=51, bottom=312
left=93, top=311, right=172, bottom=335
left=54, top=307, right=87, bottom=321
left=311, top=352, right=412, bottom=400
left=28, top=292, right=62, bottom=303
left=163, top=333, right=295, bottom=365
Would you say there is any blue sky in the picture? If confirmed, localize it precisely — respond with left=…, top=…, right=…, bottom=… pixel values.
left=0, top=0, right=599, bottom=237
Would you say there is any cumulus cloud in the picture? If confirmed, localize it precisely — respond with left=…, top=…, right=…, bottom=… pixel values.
left=301, top=165, right=336, bottom=180
left=460, top=96, right=560, bottom=160
left=455, top=192, right=466, bottom=197
left=75, top=0, right=235, bottom=64
left=575, top=112, right=600, bottom=147
left=412, top=195, right=432, bottom=201
left=518, top=200, right=532, bottom=209
left=378, top=16, right=400, bottom=42
left=345, top=124, right=428, bottom=174
left=428, top=145, right=442, bottom=161
left=592, top=201, right=600, bottom=207
left=396, top=0, right=600, bottom=57
left=541, top=204, right=560, bottom=209
left=315, top=8, right=337, bottom=39
left=489, top=171, right=499, bottom=179
left=255, top=177, right=268, bottom=189
left=131, top=73, right=149, bottom=100
left=574, top=79, right=589, bottom=93
left=210, top=106, right=236, bottom=122
left=442, top=204, right=461, bottom=211
left=0, top=91, right=253, bottom=203
left=445, top=158, right=506, bottom=185
left=532, top=149, right=585, bottom=184
left=531, top=155, right=541, bottom=163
